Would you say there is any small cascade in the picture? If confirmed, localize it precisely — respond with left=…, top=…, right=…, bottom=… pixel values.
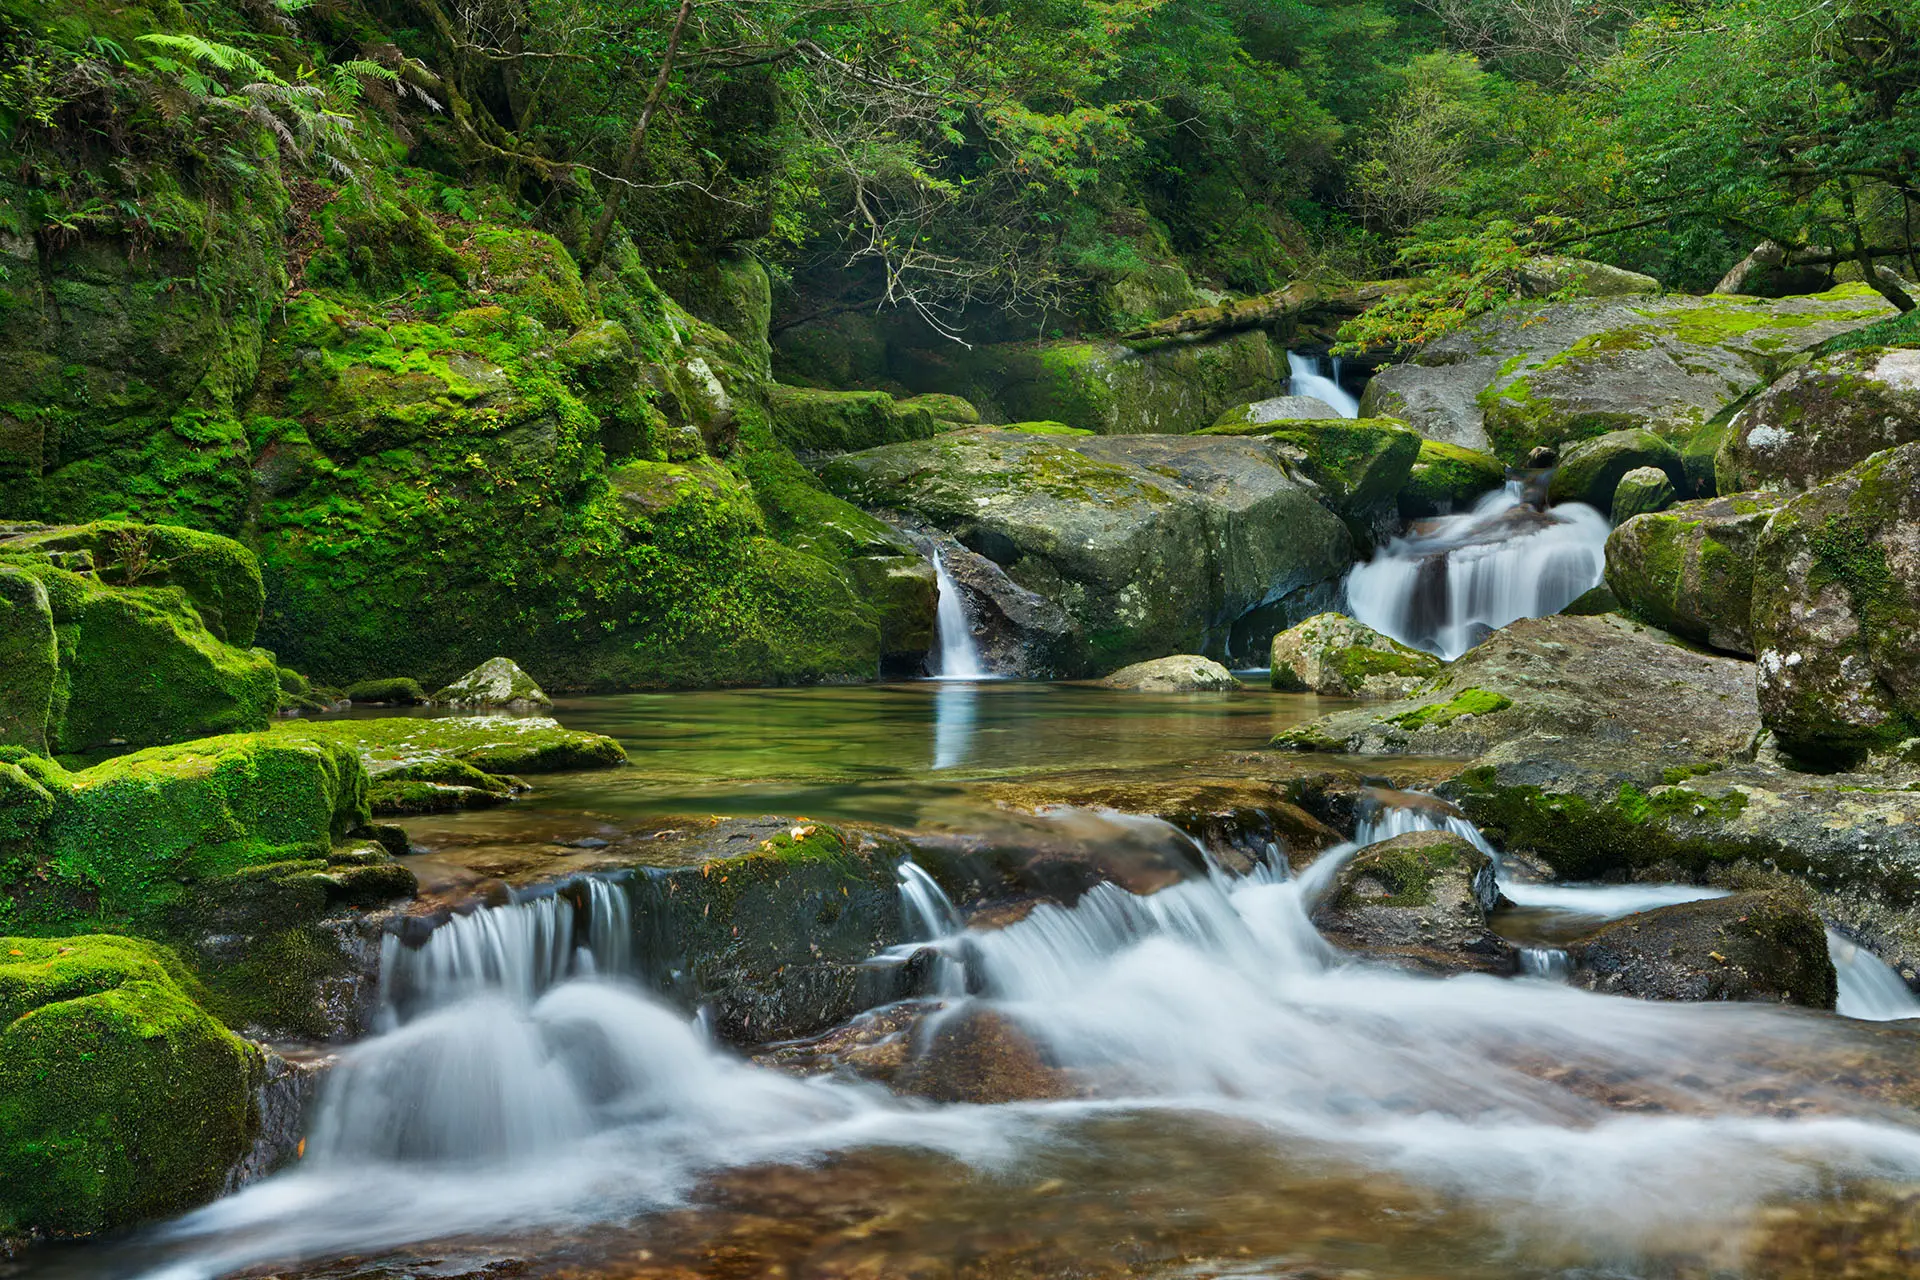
left=1345, top=487, right=1608, bottom=660
left=931, top=551, right=985, bottom=679
left=1287, top=351, right=1360, bottom=418
left=899, top=860, right=964, bottom=939
left=1519, top=947, right=1571, bottom=981
left=1828, top=931, right=1920, bottom=1021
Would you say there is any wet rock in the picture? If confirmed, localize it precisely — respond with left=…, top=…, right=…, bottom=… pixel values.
left=1313, top=830, right=1516, bottom=975
left=753, top=1001, right=929, bottom=1084
left=1359, top=289, right=1894, bottom=459
left=927, top=540, right=1084, bottom=678
left=1269, top=611, right=1444, bottom=699
left=898, top=1005, right=1073, bottom=1103
left=1099, top=654, right=1241, bottom=691
left=1195, top=415, right=1423, bottom=538
left=1564, top=891, right=1837, bottom=1008
left=430, top=657, right=552, bottom=710
left=276, top=714, right=626, bottom=776
left=1211, top=394, right=1343, bottom=425
left=1275, top=613, right=1758, bottom=762
left=1547, top=428, right=1690, bottom=514
left=1398, top=439, right=1506, bottom=520
left=822, top=431, right=1352, bottom=673
left=1610, top=465, right=1676, bottom=524
left=344, top=677, right=427, bottom=706
left=1605, top=491, right=1788, bottom=655
left=1751, top=441, right=1920, bottom=765
left=1718, top=347, right=1920, bottom=494
left=899, top=392, right=981, bottom=424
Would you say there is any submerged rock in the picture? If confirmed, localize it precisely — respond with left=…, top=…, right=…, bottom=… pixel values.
left=1269, top=611, right=1444, bottom=699
left=1610, top=465, right=1676, bottom=524
left=1605, top=491, right=1787, bottom=655
left=1564, top=891, right=1837, bottom=1009
left=822, top=430, right=1352, bottom=673
left=1751, top=441, right=1920, bottom=764
left=898, top=1006, right=1073, bottom=1103
left=1718, top=347, right=1920, bottom=495
left=1313, top=830, right=1516, bottom=975
left=0, top=935, right=260, bottom=1240
left=1099, top=655, right=1241, bottom=691
left=1359, top=288, right=1895, bottom=459
left=431, top=656, right=553, bottom=709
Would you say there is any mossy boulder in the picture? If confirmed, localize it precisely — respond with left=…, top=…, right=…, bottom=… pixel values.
left=0, top=520, right=265, bottom=646
left=1605, top=492, right=1787, bottom=655
left=822, top=430, right=1352, bottom=673
left=1313, top=830, right=1515, bottom=975
left=0, top=560, right=277, bottom=755
left=1751, top=441, right=1920, bottom=764
left=1398, top=440, right=1506, bottom=519
left=273, top=714, right=625, bottom=780
left=0, top=934, right=259, bottom=1239
left=1718, top=348, right=1920, bottom=495
left=1269, top=612, right=1444, bottom=698
left=1515, top=256, right=1659, bottom=298
left=1211, top=395, right=1343, bottom=426
left=1564, top=891, right=1836, bottom=1008
left=1545, top=428, right=1689, bottom=514
left=1097, top=654, right=1241, bottom=691
left=344, top=677, right=427, bottom=706
left=768, top=385, right=943, bottom=454
left=1609, top=465, right=1676, bottom=524
left=0, top=569, right=57, bottom=753
left=1361, top=288, right=1896, bottom=459
left=431, top=657, right=552, bottom=709
left=1195, top=416, right=1422, bottom=535
left=899, top=393, right=981, bottom=424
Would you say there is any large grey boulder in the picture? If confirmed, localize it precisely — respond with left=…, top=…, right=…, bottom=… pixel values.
left=1609, top=465, right=1676, bottom=524
left=1269, top=612, right=1443, bottom=698
left=822, top=430, right=1354, bottom=674
left=1517, top=256, right=1659, bottom=298
left=1718, top=347, right=1920, bottom=495
left=1605, top=492, right=1788, bottom=655
left=1752, top=441, right=1920, bottom=765
left=431, top=656, right=553, bottom=709
left=1358, top=288, right=1895, bottom=459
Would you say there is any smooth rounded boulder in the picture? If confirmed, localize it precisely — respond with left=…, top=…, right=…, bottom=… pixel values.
left=1718, top=347, right=1920, bottom=495
left=1312, top=830, right=1516, bottom=975
left=1270, top=612, right=1444, bottom=698
left=1751, top=441, right=1920, bottom=764
left=1609, top=465, right=1676, bottom=524
left=1099, top=655, right=1242, bottom=691
left=431, top=656, right=553, bottom=709
left=1605, top=492, right=1788, bottom=655
left=1398, top=439, right=1506, bottom=519
left=1565, top=891, right=1836, bottom=1008
left=1547, top=428, right=1690, bottom=514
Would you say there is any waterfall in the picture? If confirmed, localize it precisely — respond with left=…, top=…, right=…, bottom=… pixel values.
left=1828, top=931, right=1920, bottom=1021
left=931, top=551, right=985, bottom=679
left=899, top=860, right=964, bottom=939
left=1287, top=351, right=1359, bottom=418
left=1345, top=487, right=1608, bottom=660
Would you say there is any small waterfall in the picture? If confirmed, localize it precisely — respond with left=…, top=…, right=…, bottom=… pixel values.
left=899, top=860, right=964, bottom=939
left=1828, top=931, right=1920, bottom=1021
left=931, top=551, right=985, bottom=680
left=1345, top=488, right=1608, bottom=660
left=1287, top=351, right=1360, bottom=418
left=1520, top=947, right=1571, bottom=981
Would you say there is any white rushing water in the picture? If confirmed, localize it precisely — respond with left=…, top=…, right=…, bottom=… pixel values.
left=1829, top=930, right=1920, bottom=1021
left=931, top=551, right=985, bottom=679
left=1286, top=351, right=1359, bottom=417
left=1346, top=486, right=1609, bottom=659
left=129, top=808, right=1920, bottom=1280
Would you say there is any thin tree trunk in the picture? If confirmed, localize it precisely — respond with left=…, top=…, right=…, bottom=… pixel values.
left=1115, top=281, right=1404, bottom=343
left=1842, top=180, right=1916, bottom=312
left=579, top=0, right=696, bottom=276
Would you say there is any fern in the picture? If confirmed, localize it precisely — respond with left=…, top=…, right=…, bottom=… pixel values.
left=137, top=33, right=276, bottom=83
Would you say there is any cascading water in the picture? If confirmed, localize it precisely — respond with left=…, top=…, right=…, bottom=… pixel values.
left=1829, top=930, right=1920, bottom=1021
left=1286, top=351, right=1359, bottom=418
left=1345, top=486, right=1609, bottom=659
left=930, top=551, right=985, bottom=679
left=113, top=806, right=1920, bottom=1280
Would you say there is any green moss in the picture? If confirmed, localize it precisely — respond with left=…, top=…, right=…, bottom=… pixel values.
left=1816, top=307, right=1920, bottom=357
left=767, top=386, right=940, bottom=453
left=1335, top=841, right=1467, bottom=909
left=0, top=569, right=58, bottom=753
left=1450, top=771, right=1758, bottom=880
left=1399, top=439, right=1505, bottom=518
left=344, top=677, right=427, bottom=705
left=0, top=934, right=257, bottom=1239
left=1391, top=688, right=1513, bottom=730
left=1002, top=420, right=1094, bottom=435
left=271, top=715, right=626, bottom=777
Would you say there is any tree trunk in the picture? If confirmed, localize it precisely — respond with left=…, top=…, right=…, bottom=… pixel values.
left=1115, top=281, right=1404, bottom=343
left=578, top=0, right=696, bottom=277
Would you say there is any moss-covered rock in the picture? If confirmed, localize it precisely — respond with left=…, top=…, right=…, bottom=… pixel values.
left=1269, top=611, right=1443, bottom=698
left=1362, top=288, right=1896, bottom=459
left=0, top=520, right=265, bottom=646
left=431, top=657, right=552, bottom=709
left=1605, top=492, right=1787, bottom=655
left=1546, top=428, right=1689, bottom=514
left=0, top=559, right=277, bottom=755
left=1398, top=440, right=1506, bottom=519
left=1313, top=830, right=1514, bottom=974
left=0, top=568, right=57, bottom=753
left=768, top=384, right=943, bottom=454
left=1609, top=465, right=1676, bottom=524
left=0, top=934, right=259, bottom=1239
left=1718, top=347, right=1920, bottom=495
left=1751, top=441, right=1920, bottom=764
left=272, top=713, right=625, bottom=779
left=1515, top=256, right=1659, bottom=298
left=1210, top=395, right=1342, bottom=426
left=1564, top=891, right=1836, bottom=1008
left=900, top=393, right=981, bottom=424
left=822, top=430, right=1352, bottom=672
left=1097, top=654, right=1241, bottom=691
left=344, top=677, right=426, bottom=706
left=1195, top=416, right=1422, bottom=534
